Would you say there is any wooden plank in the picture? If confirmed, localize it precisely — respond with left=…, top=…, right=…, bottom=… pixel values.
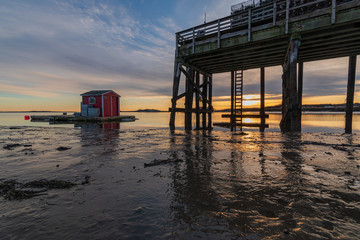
left=169, top=108, right=212, bottom=113
left=175, top=92, right=186, bottom=101
left=222, top=114, right=269, bottom=118
left=180, top=65, right=211, bottom=105
left=285, top=0, right=289, bottom=34
left=248, top=9, right=252, bottom=42
left=214, top=122, right=269, bottom=128
left=177, top=3, right=360, bottom=72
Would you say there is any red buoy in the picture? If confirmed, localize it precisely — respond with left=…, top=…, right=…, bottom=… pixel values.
left=24, top=115, right=30, bottom=120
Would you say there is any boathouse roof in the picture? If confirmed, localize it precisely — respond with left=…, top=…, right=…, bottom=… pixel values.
left=80, top=90, right=120, bottom=97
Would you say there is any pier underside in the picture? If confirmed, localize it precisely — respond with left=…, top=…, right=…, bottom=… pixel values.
left=170, top=0, right=360, bottom=132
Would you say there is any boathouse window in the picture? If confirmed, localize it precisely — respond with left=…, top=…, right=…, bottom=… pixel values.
left=89, top=97, right=96, bottom=104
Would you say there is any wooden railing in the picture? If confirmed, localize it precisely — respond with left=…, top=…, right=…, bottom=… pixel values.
left=176, top=0, right=354, bottom=55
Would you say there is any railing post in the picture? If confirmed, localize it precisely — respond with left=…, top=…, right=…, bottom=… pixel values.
left=285, top=0, right=289, bottom=34
left=273, top=2, right=277, bottom=26
left=248, top=9, right=252, bottom=42
left=331, top=0, right=336, bottom=24
left=192, top=28, right=195, bottom=54
left=217, top=20, right=221, bottom=48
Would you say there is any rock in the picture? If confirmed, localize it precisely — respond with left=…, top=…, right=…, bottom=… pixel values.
left=233, top=132, right=248, bottom=136
left=81, top=176, right=90, bottom=185
left=283, top=229, right=290, bottom=234
left=3, top=144, right=21, bottom=150
left=24, top=179, right=75, bottom=189
left=1, top=179, right=75, bottom=200
left=56, top=146, right=71, bottom=151
left=144, top=158, right=183, bottom=168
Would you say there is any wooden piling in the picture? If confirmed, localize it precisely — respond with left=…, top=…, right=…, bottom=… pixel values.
left=345, top=55, right=357, bottom=133
left=195, top=72, right=200, bottom=130
left=185, top=68, right=194, bottom=130
left=202, top=75, right=208, bottom=129
left=231, top=71, right=235, bottom=131
left=208, top=75, right=213, bottom=129
left=280, top=39, right=301, bottom=132
left=298, top=62, right=303, bottom=131
left=260, top=67, right=265, bottom=132
left=170, top=61, right=181, bottom=130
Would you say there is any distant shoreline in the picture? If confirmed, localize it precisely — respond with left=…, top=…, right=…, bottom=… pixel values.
left=2, top=104, right=360, bottom=114
left=0, top=111, right=68, bottom=113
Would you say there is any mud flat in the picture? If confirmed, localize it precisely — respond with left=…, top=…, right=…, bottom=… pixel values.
left=0, top=126, right=359, bottom=239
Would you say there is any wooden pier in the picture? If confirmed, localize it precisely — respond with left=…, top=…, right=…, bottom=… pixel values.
left=169, top=0, right=359, bottom=132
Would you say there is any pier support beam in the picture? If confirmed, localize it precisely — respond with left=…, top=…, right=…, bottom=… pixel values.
left=170, top=61, right=181, bottom=130
left=195, top=72, right=200, bottom=130
left=230, top=71, right=235, bottom=131
left=280, top=39, right=301, bottom=132
left=345, top=55, right=357, bottom=133
left=202, top=75, right=208, bottom=129
left=169, top=61, right=212, bottom=131
left=208, top=75, right=213, bottom=129
left=298, top=62, right=303, bottom=131
left=260, top=67, right=266, bottom=132
left=185, top=68, right=194, bottom=131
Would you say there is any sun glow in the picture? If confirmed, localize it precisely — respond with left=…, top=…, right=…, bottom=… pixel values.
left=242, top=118, right=253, bottom=123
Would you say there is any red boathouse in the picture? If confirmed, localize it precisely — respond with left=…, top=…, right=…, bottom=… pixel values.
left=80, top=90, right=120, bottom=117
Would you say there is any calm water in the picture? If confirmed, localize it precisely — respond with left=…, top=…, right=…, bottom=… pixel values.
left=0, top=112, right=359, bottom=239
left=0, top=112, right=360, bottom=133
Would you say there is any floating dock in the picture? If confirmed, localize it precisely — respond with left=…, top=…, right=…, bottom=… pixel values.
left=31, top=115, right=136, bottom=123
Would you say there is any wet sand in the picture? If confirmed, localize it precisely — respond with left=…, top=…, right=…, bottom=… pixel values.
left=0, top=126, right=359, bottom=239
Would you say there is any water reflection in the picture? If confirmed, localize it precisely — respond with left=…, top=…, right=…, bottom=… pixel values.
left=166, top=131, right=360, bottom=239
left=169, top=131, right=220, bottom=236
left=75, top=122, right=120, bottom=130
left=1, top=112, right=360, bottom=133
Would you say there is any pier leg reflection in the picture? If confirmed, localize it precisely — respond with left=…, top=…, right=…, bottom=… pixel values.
left=169, top=131, right=219, bottom=235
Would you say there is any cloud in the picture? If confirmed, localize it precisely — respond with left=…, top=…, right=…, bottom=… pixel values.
left=0, top=0, right=359, bottom=111
left=0, top=0, right=179, bottom=102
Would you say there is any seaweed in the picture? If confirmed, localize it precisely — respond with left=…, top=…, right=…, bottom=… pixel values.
left=0, top=179, right=76, bottom=200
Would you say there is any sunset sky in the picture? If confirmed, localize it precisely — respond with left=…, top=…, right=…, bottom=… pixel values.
left=1, top=0, right=359, bottom=111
